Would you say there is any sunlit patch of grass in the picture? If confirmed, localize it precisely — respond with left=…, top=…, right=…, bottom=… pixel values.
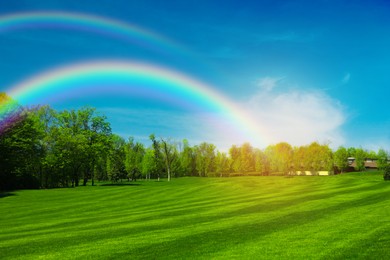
left=0, top=172, right=389, bottom=259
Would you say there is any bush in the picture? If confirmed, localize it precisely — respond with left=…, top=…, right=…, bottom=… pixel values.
left=227, top=172, right=244, bottom=177
left=206, top=172, right=217, bottom=177
left=384, top=165, right=390, bottom=181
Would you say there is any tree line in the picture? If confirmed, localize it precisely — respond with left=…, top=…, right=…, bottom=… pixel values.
left=1, top=93, right=389, bottom=190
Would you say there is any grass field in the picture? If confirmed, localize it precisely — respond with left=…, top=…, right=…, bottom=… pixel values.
left=1, top=172, right=389, bottom=259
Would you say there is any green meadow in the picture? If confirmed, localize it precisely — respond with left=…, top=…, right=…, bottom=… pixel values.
left=1, top=172, right=389, bottom=259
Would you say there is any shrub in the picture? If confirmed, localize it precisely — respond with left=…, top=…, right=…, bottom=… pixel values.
left=384, top=165, right=390, bottom=181
left=228, top=172, right=244, bottom=177
left=206, top=172, right=217, bottom=177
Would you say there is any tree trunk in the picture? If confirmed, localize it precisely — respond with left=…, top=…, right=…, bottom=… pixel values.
left=75, top=175, right=79, bottom=187
left=39, top=165, right=43, bottom=188
left=45, top=168, right=49, bottom=188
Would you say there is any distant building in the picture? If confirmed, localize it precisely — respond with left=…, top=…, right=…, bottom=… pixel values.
left=295, top=171, right=330, bottom=176
left=348, top=157, right=378, bottom=171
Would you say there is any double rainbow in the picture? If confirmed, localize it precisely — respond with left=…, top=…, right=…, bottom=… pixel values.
left=3, top=60, right=266, bottom=145
left=0, top=11, right=185, bottom=55
left=0, top=11, right=267, bottom=145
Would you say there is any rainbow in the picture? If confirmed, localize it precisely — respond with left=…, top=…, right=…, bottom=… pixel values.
left=0, top=11, right=186, bottom=55
left=3, top=60, right=268, bottom=145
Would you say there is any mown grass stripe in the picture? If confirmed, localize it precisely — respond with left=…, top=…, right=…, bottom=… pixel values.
left=0, top=173, right=389, bottom=259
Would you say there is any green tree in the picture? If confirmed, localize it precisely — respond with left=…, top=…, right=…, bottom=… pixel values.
left=265, top=142, right=293, bottom=175
left=347, top=147, right=356, bottom=157
left=107, top=134, right=126, bottom=182
left=354, top=148, right=366, bottom=171
left=54, top=109, right=92, bottom=187
left=160, top=138, right=178, bottom=181
left=304, top=142, right=333, bottom=172
left=0, top=106, right=43, bottom=190
left=94, top=153, right=109, bottom=181
left=215, top=151, right=230, bottom=177
left=149, top=134, right=163, bottom=181
left=34, top=106, right=57, bottom=188
left=141, top=149, right=158, bottom=180
left=194, top=142, right=216, bottom=177
left=78, top=107, right=112, bottom=186
left=254, top=148, right=270, bottom=175
left=384, top=165, right=390, bottom=180
left=292, top=146, right=306, bottom=173
left=240, top=142, right=255, bottom=173
left=334, top=146, right=349, bottom=173
left=377, top=149, right=388, bottom=170
left=177, top=139, right=196, bottom=176
left=367, top=150, right=378, bottom=160
left=229, top=145, right=241, bottom=172
left=125, top=137, right=145, bottom=181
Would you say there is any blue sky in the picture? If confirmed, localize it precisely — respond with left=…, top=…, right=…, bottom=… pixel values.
left=1, top=0, right=390, bottom=151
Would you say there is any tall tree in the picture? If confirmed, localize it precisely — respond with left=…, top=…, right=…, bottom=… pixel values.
left=215, top=151, right=230, bottom=177
left=177, top=139, right=196, bottom=176
left=367, top=150, right=378, bottom=160
left=54, top=109, right=89, bottom=187
left=78, top=107, right=112, bottom=186
left=149, top=134, right=163, bottom=181
left=334, top=146, right=349, bottom=173
left=229, top=145, right=241, bottom=172
left=347, top=147, right=356, bottom=157
left=194, top=142, right=216, bottom=177
left=254, top=148, right=268, bottom=175
left=306, top=142, right=333, bottom=172
left=293, top=146, right=306, bottom=173
left=160, top=138, right=178, bottom=181
left=141, top=149, right=157, bottom=180
left=240, top=142, right=255, bottom=172
left=34, top=106, right=57, bottom=188
left=107, top=134, right=126, bottom=182
left=0, top=107, right=42, bottom=190
left=125, top=137, right=145, bottom=181
left=265, top=142, right=293, bottom=175
left=354, top=148, right=366, bottom=171
left=377, top=149, right=389, bottom=170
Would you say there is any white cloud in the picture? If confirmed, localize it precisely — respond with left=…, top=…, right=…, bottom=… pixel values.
left=98, top=78, right=347, bottom=150
left=243, top=80, right=346, bottom=148
left=256, top=76, right=283, bottom=91
left=342, top=73, right=351, bottom=84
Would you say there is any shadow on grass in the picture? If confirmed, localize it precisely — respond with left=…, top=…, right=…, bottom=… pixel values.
left=122, top=189, right=390, bottom=259
left=330, top=227, right=390, bottom=259
left=0, top=192, right=16, bottom=199
left=100, top=183, right=141, bottom=187
left=3, top=185, right=389, bottom=259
